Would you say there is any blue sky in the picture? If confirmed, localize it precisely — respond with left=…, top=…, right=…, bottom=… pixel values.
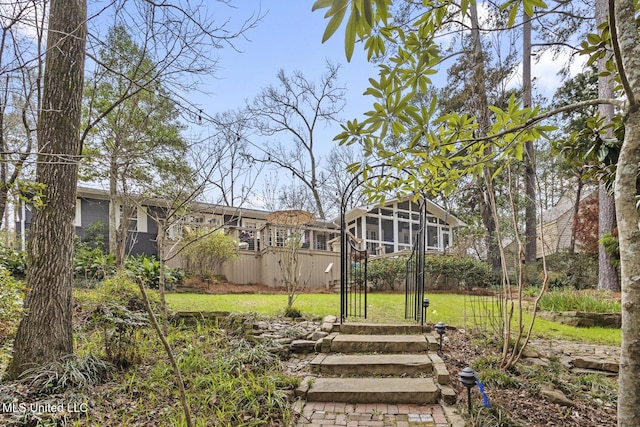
left=197, top=1, right=377, bottom=142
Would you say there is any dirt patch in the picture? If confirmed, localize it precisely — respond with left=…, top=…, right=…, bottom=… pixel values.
left=442, top=329, right=617, bottom=427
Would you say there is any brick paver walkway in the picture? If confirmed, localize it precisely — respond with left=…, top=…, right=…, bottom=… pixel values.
left=296, top=401, right=450, bottom=427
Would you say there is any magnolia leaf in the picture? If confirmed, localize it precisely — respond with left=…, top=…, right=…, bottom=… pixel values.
left=312, top=0, right=334, bottom=11
left=322, top=6, right=347, bottom=43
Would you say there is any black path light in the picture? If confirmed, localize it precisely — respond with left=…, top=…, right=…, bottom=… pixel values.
left=434, top=321, right=447, bottom=352
left=459, top=367, right=477, bottom=414
left=422, top=298, right=430, bottom=324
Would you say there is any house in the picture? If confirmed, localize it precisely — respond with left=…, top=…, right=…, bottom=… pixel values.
left=502, top=188, right=598, bottom=261
left=16, top=188, right=463, bottom=288
left=343, top=197, right=465, bottom=255
left=536, top=188, right=598, bottom=257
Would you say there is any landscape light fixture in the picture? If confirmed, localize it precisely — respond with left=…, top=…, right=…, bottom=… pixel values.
left=422, top=298, right=430, bottom=324
left=459, top=366, right=477, bottom=414
left=434, top=321, right=447, bottom=351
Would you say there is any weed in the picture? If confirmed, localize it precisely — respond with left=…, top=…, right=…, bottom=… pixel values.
left=283, top=306, right=302, bottom=318
left=477, top=368, right=520, bottom=389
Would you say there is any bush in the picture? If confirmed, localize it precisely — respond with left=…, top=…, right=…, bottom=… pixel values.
left=181, top=229, right=238, bottom=279
left=424, top=255, right=494, bottom=290
left=0, top=246, right=26, bottom=278
left=125, top=255, right=184, bottom=290
left=90, top=273, right=153, bottom=368
left=534, top=253, right=598, bottom=290
left=0, top=267, right=24, bottom=344
left=74, top=246, right=116, bottom=284
left=367, top=257, right=407, bottom=291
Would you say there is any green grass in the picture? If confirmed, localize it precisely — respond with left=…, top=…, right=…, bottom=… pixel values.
left=166, top=292, right=621, bottom=346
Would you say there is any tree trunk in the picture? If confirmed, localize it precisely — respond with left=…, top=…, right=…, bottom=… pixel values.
left=523, top=13, right=537, bottom=264
left=468, top=2, right=500, bottom=270
left=569, top=178, right=583, bottom=254
left=613, top=1, right=640, bottom=424
left=598, top=185, right=618, bottom=290
left=615, top=106, right=640, bottom=427
left=596, top=0, right=620, bottom=292
left=5, top=0, right=86, bottom=379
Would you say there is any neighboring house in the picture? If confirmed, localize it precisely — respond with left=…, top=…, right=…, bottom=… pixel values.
left=503, top=188, right=598, bottom=261
left=537, top=188, right=598, bottom=257
left=16, top=188, right=463, bottom=288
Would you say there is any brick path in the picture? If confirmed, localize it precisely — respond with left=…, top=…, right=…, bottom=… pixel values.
left=296, top=401, right=450, bottom=427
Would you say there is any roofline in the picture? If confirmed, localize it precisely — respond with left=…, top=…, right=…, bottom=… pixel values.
left=343, top=195, right=466, bottom=227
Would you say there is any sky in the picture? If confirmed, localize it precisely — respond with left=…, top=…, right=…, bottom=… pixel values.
left=192, top=1, right=378, bottom=149
left=192, top=1, right=584, bottom=146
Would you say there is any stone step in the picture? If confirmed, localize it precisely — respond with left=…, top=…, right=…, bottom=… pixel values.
left=305, top=377, right=440, bottom=404
left=310, top=353, right=433, bottom=376
left=330, top=334, right=428, bottom=353
left=339, top=323, right=430, bottom=335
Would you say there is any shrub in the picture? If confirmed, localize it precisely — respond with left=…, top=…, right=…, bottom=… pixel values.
left=0, top=246, right=26, bottom=278
left=125, top=255, right=184, bottom=290
left=533, top=252, right=598, bottom=290
left=90, top=273, right=153, bottom=368
left=74, top=246, right=116, bottom=284
left=283, top=306, right=302, bottom=318
left=181, top=229, right=238, bottom=279
left=0, top=267, right=24, bottom=343
left=367, top=257, right=407, bottom=291
left=424, top=255, right=494, bottom=290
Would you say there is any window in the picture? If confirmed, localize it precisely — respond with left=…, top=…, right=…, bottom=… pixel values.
left=366, top=229, right=377, bottom=240
left=442, top=231, right=450, bottom=250
left=427, top=225, right=439, bottom=248
left=207, top=217, right=221, bottom=227
left=119, top=205, right=137, bottom=232
left=275, top=228, right=286, bottom=247
left=314, top=233, right=327, bottom=251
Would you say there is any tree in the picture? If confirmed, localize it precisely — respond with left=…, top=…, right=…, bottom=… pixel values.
left=0, top=0, right=45, bottom=230
left=611, top=2, right=640, bottom=423
left=208, top=109, right=263, bottom=207
left=6, top=0, right=261, bottom=390
left=246, top=62, right=346, bottom=219
left=6, top=0, right=87, bottom=379
left=595, top=0, right=619, bottom=292
left=83, top=25, right=190, bottom=267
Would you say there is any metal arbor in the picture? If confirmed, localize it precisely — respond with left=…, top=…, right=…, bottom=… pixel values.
left=405, top=199, right=428, bottom=324
left=339, top=168, right=428, bottom=324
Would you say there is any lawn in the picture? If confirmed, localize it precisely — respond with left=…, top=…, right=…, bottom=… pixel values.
left=166, top=292, right=621, bottom=346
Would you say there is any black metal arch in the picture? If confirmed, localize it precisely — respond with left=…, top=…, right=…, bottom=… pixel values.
left=339, top=165, right=429, bottom=323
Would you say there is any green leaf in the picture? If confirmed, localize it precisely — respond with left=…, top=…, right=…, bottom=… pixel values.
left=507, top=4, right=518, bottom=27
left=312, top=0, right=334, bottom=11
left=322, top=6, right=348, bottom=43
left=345, top=9, right=357, bottom=61
left=363, top=0, right=374, bottom=27
left=586, top=33, right=600, bottom=45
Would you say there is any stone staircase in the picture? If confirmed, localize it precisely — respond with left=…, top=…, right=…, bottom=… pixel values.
left=296, top=321, right=456, bottom=406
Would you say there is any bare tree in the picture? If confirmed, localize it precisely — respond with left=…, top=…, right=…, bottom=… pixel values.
left=0, top=0, right=46, bottom=230
left=246, top=62, right=346, bottom=219
left=208, top=109, right=263, bottom=207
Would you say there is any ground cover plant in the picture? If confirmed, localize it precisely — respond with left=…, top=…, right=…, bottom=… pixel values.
left=1, top=276, right=301, bottom=427
left=538, top=288, right=621, bottom=313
